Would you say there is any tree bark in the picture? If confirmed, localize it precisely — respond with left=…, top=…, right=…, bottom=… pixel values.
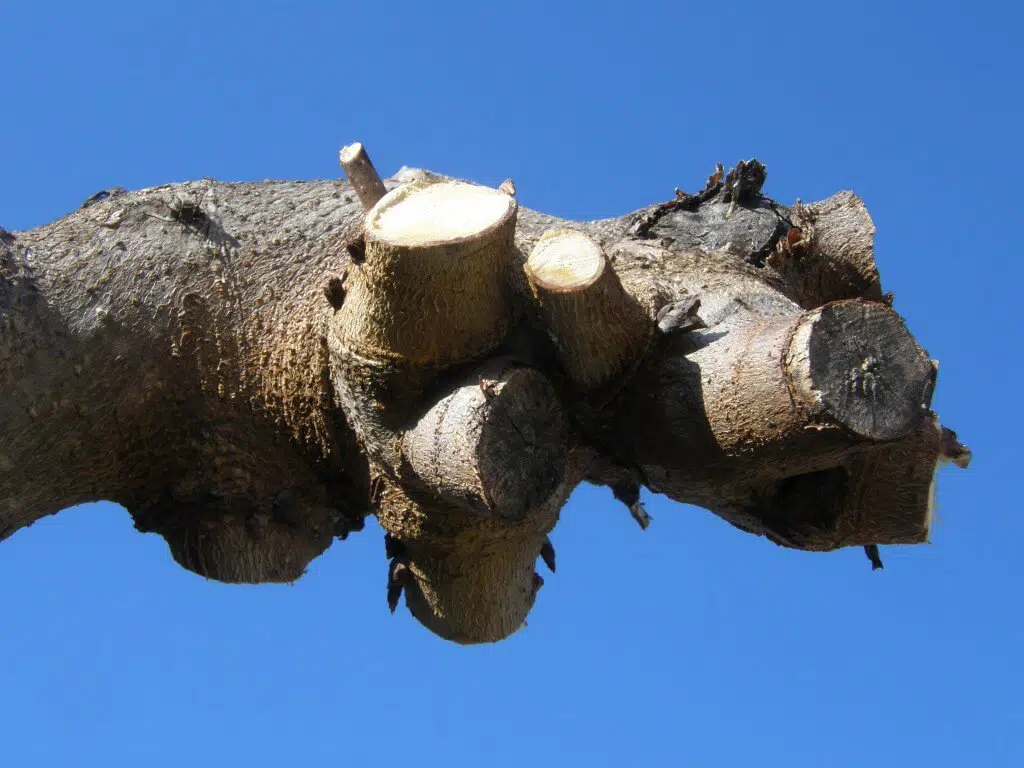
left=0, top=156, right=968, bottom=641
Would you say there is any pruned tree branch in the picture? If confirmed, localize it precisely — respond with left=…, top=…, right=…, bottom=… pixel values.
left=0, top=148, right=968, bottom=641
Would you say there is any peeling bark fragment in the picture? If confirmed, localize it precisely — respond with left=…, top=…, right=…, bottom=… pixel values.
left=940, top=427, right=972, bottom=468
left=384, top=533, right=405, bottom=561
left=332, top=512, right=366, bottom=540
left=722, top=159, right=767, bottom=205
left=629, top=504, right=652, bottom=531
left=629, top=163, right=725, bottom=238
left=387, top=559, right=409, bottom=614
left=611, top=482, right=652, bottom=531
left=864, top=544, right=884, bottom=570
left=81, top=186, right=126, bottom=209
left=540, top=536, right=556, bottom=573
left=656, top=295, right=704, bottom=334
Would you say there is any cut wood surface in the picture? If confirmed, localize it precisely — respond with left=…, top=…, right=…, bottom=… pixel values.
left=525, top=229, right=651, bottom=391
left=0, top=146, right=969, bottom=643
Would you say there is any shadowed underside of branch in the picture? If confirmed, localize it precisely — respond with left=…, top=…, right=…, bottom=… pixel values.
left=0, top=147, right=969, bottom=643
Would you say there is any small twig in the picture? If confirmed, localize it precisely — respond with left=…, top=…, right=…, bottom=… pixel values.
left=339, top=142, right=388, bottom=212
left=387, top=559, right=408, bottom=613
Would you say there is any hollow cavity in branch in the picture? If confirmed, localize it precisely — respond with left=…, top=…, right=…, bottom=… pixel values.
left=339, top=141, right=388, bottom=212
left=525, top=229, right=651, bottom=391
left=759, top=414, right=945, bottom=551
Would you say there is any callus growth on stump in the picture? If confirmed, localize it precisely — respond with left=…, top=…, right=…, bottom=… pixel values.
left=0, top=141, right=969, bottom=644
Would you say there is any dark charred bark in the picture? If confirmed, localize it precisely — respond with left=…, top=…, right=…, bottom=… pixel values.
left=0, top=155, right=967, bottom=640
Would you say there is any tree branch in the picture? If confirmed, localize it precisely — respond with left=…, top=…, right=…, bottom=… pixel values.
left=0, top=154, right=967, bottom=640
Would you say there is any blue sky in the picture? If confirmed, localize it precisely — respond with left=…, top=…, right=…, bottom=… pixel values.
left=0, top=2, right=1020, bottom=765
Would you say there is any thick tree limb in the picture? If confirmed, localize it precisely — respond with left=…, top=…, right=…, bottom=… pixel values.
left=0, top=154, right=967, bottom=641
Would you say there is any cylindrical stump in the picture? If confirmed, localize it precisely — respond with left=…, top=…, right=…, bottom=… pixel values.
left=378, top=481, right=560, bottom=645
left=400, top=536, right=547, bottom=645
left=336, top=181, right=517, bottom=366
left=402, top=363, right=569, bottom=521
left=700, top=299, right=935, bottom=478
left=767, top=191, right=884, bottom=308
left=525, top=229, right=651, bottom=390
left=611, top=297, right=937, bottom=548
left=787, top=301, right=934, bottom=440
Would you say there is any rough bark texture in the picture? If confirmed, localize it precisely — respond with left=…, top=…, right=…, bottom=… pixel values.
left=0, top=155, right=968, bottom=642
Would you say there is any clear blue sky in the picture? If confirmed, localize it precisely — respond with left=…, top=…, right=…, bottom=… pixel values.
left=1, top=2, right=1019, bottom=765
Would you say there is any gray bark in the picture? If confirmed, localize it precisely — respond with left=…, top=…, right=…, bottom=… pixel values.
left=0, top=159, right=968, bottom=641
